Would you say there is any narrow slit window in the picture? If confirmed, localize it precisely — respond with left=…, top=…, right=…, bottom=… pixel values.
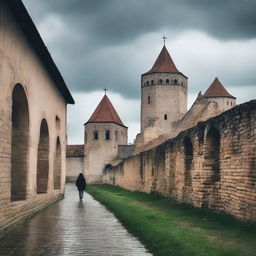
left=94, top=130, right=98, bottom=140
left=164, top=114, right=167, bottom=120
left=105, top=130, right=110, bottom=140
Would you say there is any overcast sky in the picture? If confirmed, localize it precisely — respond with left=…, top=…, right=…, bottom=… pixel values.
left=23, top=0, right=256, bottom=144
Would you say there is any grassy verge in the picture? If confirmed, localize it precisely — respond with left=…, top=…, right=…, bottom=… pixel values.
left=87, top=185, right=256, bottom=256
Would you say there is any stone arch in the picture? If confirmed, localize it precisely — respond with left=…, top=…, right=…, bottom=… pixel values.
left=54, top=137, right=61, bottom=190
left=37, top=119, right=49, bottom=194
left=11, top=84, right=30, bottom=201
left=184, top=137, right=193, bottom=186
left=204, top=127, right=220, bottom=182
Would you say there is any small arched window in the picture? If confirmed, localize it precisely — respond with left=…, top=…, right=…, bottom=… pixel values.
left=166, top=79, right=169, bottom=84
left=148, top=96, right=151, bottom=104
left=93, top=130, right=98, bottom=140
left=151, top=80, right=154, bottom=85
left=105, top=130, right=110, bottom=140
left=146, top=81, right=149, bottom=86
left=164, top=114, right=167, bottom=120
left=55, top=116, right=61, bottom=130
left=227, top=101, right=229, bottom=105
left=174, top=79, right=178, bottom=84
left=159, top=79, right=163, bottom=84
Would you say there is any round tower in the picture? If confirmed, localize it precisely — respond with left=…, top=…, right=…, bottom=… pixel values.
left=141, top=44, right=188, bottom=142
left=84, top=94, right=127, bottom=183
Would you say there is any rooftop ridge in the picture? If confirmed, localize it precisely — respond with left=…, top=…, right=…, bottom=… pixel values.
left=86, top=95, right=125, bottom=126
left=144, top=45, right=180, bottom=74
left=203, top=77, right=236, bottom=99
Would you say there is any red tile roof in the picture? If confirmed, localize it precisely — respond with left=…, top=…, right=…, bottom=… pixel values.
left=85, top=95, right=126, bottom=127
left=203, top=78, right=236, bottom=99
left=145, top=45, right=180, bottom=74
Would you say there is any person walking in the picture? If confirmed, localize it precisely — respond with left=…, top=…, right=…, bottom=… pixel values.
left=76, top=173, right=86, bottom=200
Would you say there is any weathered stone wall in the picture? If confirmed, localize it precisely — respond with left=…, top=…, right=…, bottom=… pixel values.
left=0, top=3, right=69, bottom=229
left=66, top=157, right=84, bottom=182
left=118, top=145, right=135, bottom=159
left=103, top=100, right=256, bottom=221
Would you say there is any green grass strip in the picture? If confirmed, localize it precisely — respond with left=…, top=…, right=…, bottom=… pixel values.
left=87, top=185, right=256, bottom=256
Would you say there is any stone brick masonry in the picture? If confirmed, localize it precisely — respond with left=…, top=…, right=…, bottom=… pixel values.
left=103, top=100, right=256, bottom=221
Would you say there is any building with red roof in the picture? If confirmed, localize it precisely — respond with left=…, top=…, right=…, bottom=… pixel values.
left=83, top=94, right=128, bottom=183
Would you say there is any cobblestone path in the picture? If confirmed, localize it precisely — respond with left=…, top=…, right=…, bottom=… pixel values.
left=0, top=183, right=152, bottom=256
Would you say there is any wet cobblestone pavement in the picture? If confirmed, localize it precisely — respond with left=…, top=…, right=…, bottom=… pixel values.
left=0, top=183, right=152, bottom=256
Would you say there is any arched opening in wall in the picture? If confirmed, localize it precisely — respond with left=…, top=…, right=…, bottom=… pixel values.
left=184, top=137, right=193, bottom=186
left=11, top=84, right=29, bottom=201
left=54, top=137, right=61, bottom=190
left=148, top=96, right=151, bottom=104
left=105, top=130, right=110, bottom=140
left=166, top=79, right=169, bottom=84
left=151, top=80, right=154, bottom=85
left=204, top=127, right=220, bottom=182
left=37, top=119, right=49, bottom=194
left=93, top=130, right=98, bottom=140
left=164, top=114, right=167, bottom=120
left=146, top=81, right=149, bottom=86
left=174, top=79, right=178, bottom=84
left=159, top=79, right=163, bottom=84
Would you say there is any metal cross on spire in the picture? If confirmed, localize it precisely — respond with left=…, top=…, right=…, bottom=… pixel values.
left=163, top=36, right=167, bottom=45
left=103, top=88, right=108, bottom=95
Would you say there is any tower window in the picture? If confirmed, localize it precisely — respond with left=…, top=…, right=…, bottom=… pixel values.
left=93, top=130, right=98, bottom=140
left=146, top=81, right=149, bottom=86
left=105, top=130, right=110, bottom=140
left=159, top=79, right=163, bottom=84
left=151, top=80, right=154, bottom=85
left=227, top=101, right=229, bottom=105
left=164, top=114, right=167, bottom=120
left=166, top=79, right=169, bottom=84
left=148, top=96, right=151, bottom=104
left=174, top=79, right=178, bottom=84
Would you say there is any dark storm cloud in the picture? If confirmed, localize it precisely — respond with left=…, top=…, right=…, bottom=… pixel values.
left=22, top=0, right=256, bottom=99
left=24, top=0, right=256, bottom=44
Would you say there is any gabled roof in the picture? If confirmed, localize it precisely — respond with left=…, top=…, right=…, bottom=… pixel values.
left=143, top=45, right=187, bottom=78
left=203, top=78, right=236, bottom=99
left=5, top=0, right=74, bottom=104
left=85, top=95, right=126, bottom=127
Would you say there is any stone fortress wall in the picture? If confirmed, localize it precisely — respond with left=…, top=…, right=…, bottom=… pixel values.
left=103, top=101, right=256, bottom=221
left=0, top=1, right=73, bottom=230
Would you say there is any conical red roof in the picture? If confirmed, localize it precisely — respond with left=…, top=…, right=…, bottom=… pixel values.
left=85, top=95, right=125, bottom=126
left=145, top=45, right=180, bottom=74
left=203, top=78, right=236, bottom=99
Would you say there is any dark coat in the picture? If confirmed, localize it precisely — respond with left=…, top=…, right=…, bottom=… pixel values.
left=76, top=173, right=86, bottom=191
